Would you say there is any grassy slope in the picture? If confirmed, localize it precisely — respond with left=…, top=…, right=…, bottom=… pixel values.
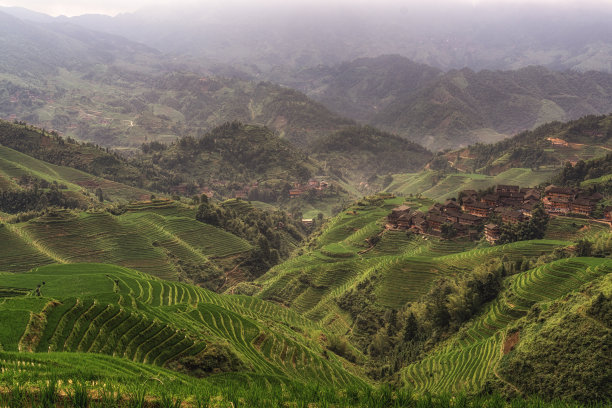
left=0, top=263, right=361, bottom=388
left=0, top=201, right=251, bottom=281
left=0, top=144, right=150, bottom=202
left=447, top=114, right=612, bottom=175
left=401, top=257, right=612, bottom=396
left=385, top=168, right=558, bottom=202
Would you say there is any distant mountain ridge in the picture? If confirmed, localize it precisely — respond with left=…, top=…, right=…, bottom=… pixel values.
left=288, top=56, right=612, bottom=150
left=0, top=11, right=160, bottom=79
left=4, top=2, right=611, bottom=74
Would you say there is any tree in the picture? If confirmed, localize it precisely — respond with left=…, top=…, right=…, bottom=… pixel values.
left=440, top=223, right=457, bottom=240
left=575, top=239, right=593, bottom=257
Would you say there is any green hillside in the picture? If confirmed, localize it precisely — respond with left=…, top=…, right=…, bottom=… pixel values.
left=256, top=195, right=570, bottom=330
left=0, top=120, right=174, bottom=194
left=0, top=202, right=251, bottom=288
left=254, top=192, right=611, bottom=400
left=385, top=114, right=612, bottom=202
left=401, top=258, right=611, bottom=399
left=0, top=264, right=363, bottom=398
left=0, top=119, right=352, bottom=206
left=385, top=168, right=558, bottom=202
left=311, top=125, right=433, bottom=186
left=140, top=122, right=319, bottom=188
left=447, top=114, right=612, bottom=175
left=0, top=144, right=150, bottom=203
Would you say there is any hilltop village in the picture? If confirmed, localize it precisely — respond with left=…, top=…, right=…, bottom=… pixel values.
left=387, top=184, right=610, bottom=244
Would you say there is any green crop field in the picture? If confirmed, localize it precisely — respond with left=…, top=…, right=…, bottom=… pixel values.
left=0, top=145, right=151, bottom=202
left=0, top=202, right=251, bottom=279
left=386, top=168, right=558, bottom=202
left=401, top=257, right=612, bottom=394
left=0, top=264, right=361, bottom=390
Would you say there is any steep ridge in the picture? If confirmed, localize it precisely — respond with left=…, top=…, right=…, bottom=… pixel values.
left=401, top=258, right=611, bottom=397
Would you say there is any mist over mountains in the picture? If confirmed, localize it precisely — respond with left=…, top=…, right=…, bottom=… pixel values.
left=3, top=1, right=612, bottom=75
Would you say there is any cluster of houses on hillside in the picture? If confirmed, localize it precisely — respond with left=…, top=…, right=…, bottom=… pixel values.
left=387, top=184, right=609, bottom=244
left=289, top=179, right=329, bottom=198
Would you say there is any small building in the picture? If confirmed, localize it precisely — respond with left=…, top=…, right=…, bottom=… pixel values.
left=289, top=189, right=303, bottom=198
left=570, top=198, right=595, bottom=216
left=301, top=218, right=314, bottom=227
left=463, top=201, right=491, bottom=218
left=444, top=200, right=461, bottom=211
left=482, top=194, right=500, bottom=207
left=396, top=213, right=414, bottom=230
left=522, top=189, right=541, bottom=201
left=544, top=185, right=575, bottom=200
left=462, top=196, right=476, bottom=206
left=429, top=203, right=444, bottom=213
left=428, top=214, right=447, bottom=232
left=521, top=200, right=540, bottom=217
left=387, top=205, right=412, bottom=229
left=501, top=209, right=525, bottom=224
left=498, top=191, right=525, bottom=207
left=458, top=213, right=481, bottom=226
left=543, top=196, right=571, bottom=214
left=547, top=137, right=569, bottom=147
left=484, top=223, right=501, bottom=244
left=388, top=205, right=411, bottom=221
left=412, top=217, right=428, bottom=234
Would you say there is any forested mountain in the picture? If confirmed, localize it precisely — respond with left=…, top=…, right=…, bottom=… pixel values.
left=0, top=39, right=354, bottom=150
left=373, top=66, right=612, bottom=150
left=0, top=11, right=160, bottom=79
left=0, top=120, right=340, bottom=202
left=311, top=125, right=432, bottom=184
left=288, top=56, right=612, bottom=150
left=284, top=55, right=442, bottom=122
left=4, top=9, right=612, bottom=154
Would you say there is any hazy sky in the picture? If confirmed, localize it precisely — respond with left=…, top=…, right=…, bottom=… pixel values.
left=0, top=0, right=611, bottom=17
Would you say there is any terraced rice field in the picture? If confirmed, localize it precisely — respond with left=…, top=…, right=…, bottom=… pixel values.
left=544, top=216, right=609, bottom=241
left=258, top=194, right=569, bottom=333
left=0, top=226, right=55, bottom=271
left=387, top=168, right=557, bottom=202
left=0, top=204, right=251, bottom=277
left=401, top=257, right=612, bottom=394
left=0, top=264, right=360, bottom=387
left=0, top=145, right=150, bottom=202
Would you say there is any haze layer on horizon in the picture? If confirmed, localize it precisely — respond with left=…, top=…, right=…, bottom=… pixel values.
left=1, top=0, right=611, bottom=17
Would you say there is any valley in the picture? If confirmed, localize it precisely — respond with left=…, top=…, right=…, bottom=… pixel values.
left=0, top=3, right=612, bottom=407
